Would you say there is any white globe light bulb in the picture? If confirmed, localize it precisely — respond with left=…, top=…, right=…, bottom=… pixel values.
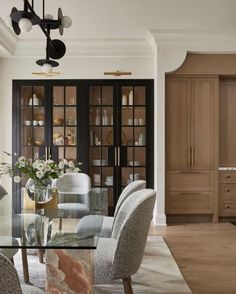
left=19, top=18, right=32, bottom=32
left=62, top=16, right=72, bottom=28
left=42, top=63, right=52, bottom=74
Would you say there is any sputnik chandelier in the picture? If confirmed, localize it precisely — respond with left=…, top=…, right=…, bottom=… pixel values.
left=9, top=0, right=72, bottom=73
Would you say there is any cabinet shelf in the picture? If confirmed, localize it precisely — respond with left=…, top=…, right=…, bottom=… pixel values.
left=53, top=125, right=77, bottom=127
left=89, top=125, right=113, bottom=127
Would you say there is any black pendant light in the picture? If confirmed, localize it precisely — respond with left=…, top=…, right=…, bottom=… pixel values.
left=9, top=0, right=72, bottom=73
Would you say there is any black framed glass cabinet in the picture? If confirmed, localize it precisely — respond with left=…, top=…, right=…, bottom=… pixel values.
left=13, top=80, right=154, bottom=215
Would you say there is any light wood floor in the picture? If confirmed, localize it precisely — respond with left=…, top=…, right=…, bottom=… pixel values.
left=150, top=222, right=236, bottom=294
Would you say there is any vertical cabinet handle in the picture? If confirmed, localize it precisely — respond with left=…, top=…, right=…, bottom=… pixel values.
left=45, top=146, right=48, bottom=160
left=115, top=147, right=117, bottom=166
left=117, top=147, right=120, bottom=167
left=190, top=147, right=192, bottom=168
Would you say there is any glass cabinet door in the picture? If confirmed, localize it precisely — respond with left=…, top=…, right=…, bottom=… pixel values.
left=20, top=85, right=46, bottom=186
left=120, top=85, right=147, bottom=190
left=52, top=85, right=78, bottom=162
left=88, top=85, right=114, bottom=215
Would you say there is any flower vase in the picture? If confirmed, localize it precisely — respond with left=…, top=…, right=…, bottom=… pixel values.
left=26, top=178, right=54, bottom=204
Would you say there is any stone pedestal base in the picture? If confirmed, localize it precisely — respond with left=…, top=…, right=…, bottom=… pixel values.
left=46, top=249, right=93, bottom=293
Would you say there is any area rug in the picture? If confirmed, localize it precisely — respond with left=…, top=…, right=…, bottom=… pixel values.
left=14, top=236, right=191, bottom=294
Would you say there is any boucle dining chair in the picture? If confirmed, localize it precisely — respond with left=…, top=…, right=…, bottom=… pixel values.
left=55, top=173, right=91, bottom=219
left=0, top=252, right=44, bottom=294
left=94, top=188, right=156, bottom=294
left=76, top=180, right=146, bottom=237
left=0, top=185, right=19, bottom=263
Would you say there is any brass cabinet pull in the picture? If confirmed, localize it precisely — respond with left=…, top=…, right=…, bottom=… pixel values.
left=115, top=147, right=117, bottom=166
left=190, top=147, right=192, bottom=168
left=117, top=147, right=120, bottom=167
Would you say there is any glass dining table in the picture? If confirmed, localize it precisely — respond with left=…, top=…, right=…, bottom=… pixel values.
left=0, top=190, right=104, bottom=293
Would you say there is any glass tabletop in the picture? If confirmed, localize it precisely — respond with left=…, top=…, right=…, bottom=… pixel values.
left=0, top=192, right=103, bottom=249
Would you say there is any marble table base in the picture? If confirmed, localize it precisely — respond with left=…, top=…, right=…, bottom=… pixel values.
left=46, top=249, right=93, bottom=294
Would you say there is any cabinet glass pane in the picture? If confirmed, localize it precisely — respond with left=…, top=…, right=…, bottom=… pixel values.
left=65, top=107, right=77, bottom=126
left=102, top=127, right=113, bottom=146
left=134, top=147, right=146, bottom=167
left=134, top=86, right=145, bottom=105
left=102, top=86, right=113, bottom=105
left=53, top=127, right=64, bottom=146
left=134, top=107, right=145, bottom=126
left=122, top=127, right=133, bottom=146
left=65, top=127, right=76, bottom=146
left=89, top=86, right=101, bottom=105
left=134, top=127, right=146, bottom=146
left=65, top=147, right=76, bottom=161
left=121, top=86, right=133, bottom=107
left=53, top=86, right=64, bottom=105
left=122, top=107, right=133, bottom=126
left=53, top=107, right=64, bottom=126
left=66, top=86, right=76, bottom=105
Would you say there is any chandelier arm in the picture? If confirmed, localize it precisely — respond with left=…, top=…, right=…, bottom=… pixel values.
left=42, top=0, right=45, bottom=19
left=25, top=0, right=56, bottom=50
left=32, top=0, right=34, bottom=10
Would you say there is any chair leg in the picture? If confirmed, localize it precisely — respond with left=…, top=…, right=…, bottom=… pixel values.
left=38, top=249, right=44, bottom=263
left=122, top=276, right=133, bottom=294
left=21, top=248, right=29, bottom=283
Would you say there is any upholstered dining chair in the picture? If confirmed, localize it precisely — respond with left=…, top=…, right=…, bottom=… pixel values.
left=0, top=252, right=44, bottom=294
left=76, top=180, right=146, bottom=237
left=0, top=185, right=19, bottom=263
left=55, top=173, right=91, bottom=219
left=94, top=188, right=156, bottom=294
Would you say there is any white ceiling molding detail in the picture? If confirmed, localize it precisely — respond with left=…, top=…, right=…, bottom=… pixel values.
left=13, top=38, right=153, bottom=58
left=0, top=18, right=18, bottom=56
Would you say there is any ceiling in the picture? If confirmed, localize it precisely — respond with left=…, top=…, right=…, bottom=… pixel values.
left=1, top=0, right=236, bottom=41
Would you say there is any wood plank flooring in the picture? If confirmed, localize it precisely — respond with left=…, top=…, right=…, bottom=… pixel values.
left=150, top=222, right=236, bottom=294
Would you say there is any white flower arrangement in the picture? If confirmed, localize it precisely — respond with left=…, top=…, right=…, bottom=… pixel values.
left=0, top=152, right=82, bottom=188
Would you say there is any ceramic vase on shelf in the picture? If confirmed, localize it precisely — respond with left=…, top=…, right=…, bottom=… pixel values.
left=129, top=91, right=133, bottom=105
left=122, top=94, right=127, bottom=106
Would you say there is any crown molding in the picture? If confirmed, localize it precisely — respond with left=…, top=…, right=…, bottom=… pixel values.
left=0, top=18, right=18, bottom=56
left=12, top=38, right=153, bottom=58
left=148, top=29, right=236, bottom=45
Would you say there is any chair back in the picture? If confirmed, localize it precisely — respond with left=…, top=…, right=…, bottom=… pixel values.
left=111, top=189, right=156, bottom=280
left=0, top=253, right=22, bottom=294
left=55, top=173, right=91, bottom=194
left=113, top=180, right=146, bottom=220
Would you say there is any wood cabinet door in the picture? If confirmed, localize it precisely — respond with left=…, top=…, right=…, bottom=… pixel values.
left=191, top=78, right=216, bottom=169
left=219, top=80, right=236, bottom=166
left=166, top=78, right=191, bottom=169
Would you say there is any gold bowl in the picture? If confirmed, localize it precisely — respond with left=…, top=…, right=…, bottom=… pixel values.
left=34, top=140, right=44, bottom=146
left=53, top=118, right=64, bottom=125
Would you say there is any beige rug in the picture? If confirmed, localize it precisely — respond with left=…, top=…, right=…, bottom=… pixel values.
left=94, top=236, right=191, bottom=294
left=15, top=236, right=191, bottom=294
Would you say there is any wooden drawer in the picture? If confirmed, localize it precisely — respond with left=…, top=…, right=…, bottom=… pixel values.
left=167, top=171, right=214, bottom=191
left=220, top=171, right=236, bottom=183
left=166, top=192, right=214, bottom=214
left=220, top=184, right=236, bottom=200
left=219, top=201, right=236, bottom=216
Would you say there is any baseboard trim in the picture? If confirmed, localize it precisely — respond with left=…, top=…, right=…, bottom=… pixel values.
left=153, top=213, right=167, bottom=226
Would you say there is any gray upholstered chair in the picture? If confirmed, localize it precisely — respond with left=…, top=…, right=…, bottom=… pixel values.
left=0, top=185, right=19, bottom=263
left=94, top=188, right=156, bottom=293
left=55, top=173, right=91, bottom=218
left=0, top=252, right=44, bottom=294
left=76, top=180, right=146, bottom=237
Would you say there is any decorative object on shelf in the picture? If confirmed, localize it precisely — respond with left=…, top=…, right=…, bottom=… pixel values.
left=95, top=109, right=101, bottom=125
left=34, top=140, right=44, bottom=146
left=93, top=174, right=101, bottom=185
left=106, top=130, right=126, bottom=145
left=0, top=152, right=81, bottom=203
left=33, top=120, right=38, bottom=126
left=105, top=176, right=113, bottom=186
left=27, top=137, right=32, bottom=146
left=65, top=128, right=75, bottom=145
left=129, top=161, right=141, bottom=166
left=104, top=71, right=132, bottom=76
left=34, top=113, right=44, bottom=121
left=53, top=132, right=64, bottom=145
left=53, top=117, right=64, bottom=125
left=8, top=0, right=72, bottom=73
left=38, top=120, right=44, bottom=126
left=110, top=116, right=113, bottom=125
left=102, top=110, right=108, bottom=125
left=129, top=90, right=133, bottom=105
left=29, top=94, right=40, bottom=105
left=92, top=159, right=107, bottom=166
left=122, top=94, right=127, bottom=106
left=24, top=120, right=31, bottom=126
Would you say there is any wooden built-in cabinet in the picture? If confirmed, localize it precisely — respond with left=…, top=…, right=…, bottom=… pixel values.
left=166, top=76, right=218, bottom=218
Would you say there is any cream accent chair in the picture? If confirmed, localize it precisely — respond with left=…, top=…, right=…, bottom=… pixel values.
left=94, top=188, right=156, bottom=294
left=0, top=252, right=44, bottom=294
left=76, top=180, right=146, bottom=237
